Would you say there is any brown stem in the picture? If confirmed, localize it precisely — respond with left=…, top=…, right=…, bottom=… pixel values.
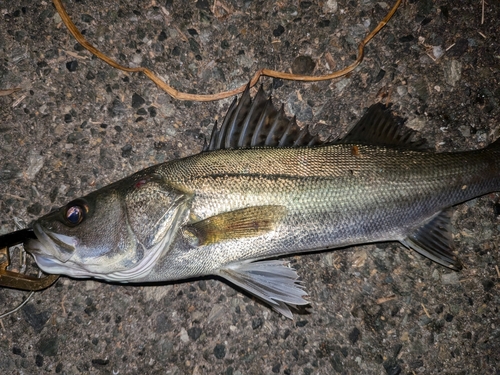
left=52, top=0, right=402, bottom=102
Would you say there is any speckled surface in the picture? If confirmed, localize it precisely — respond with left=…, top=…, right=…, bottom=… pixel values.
left=1, top=1, right=499, bottom=374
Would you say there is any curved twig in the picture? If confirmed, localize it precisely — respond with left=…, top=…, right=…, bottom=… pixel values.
left=52, top=0, right=402, bottom=101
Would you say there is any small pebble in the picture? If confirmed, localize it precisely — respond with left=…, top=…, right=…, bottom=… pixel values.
left=252, top=317, right=263, bottom=330
left=180, top=328, right=189, bottom=343
left=213, top=344, right=226, bottom=359
left=291, top=55, right=315, bottom=75
left=187, top=327, right=202, bottom=341
left=131, top=54, right=143, bottom=65
left=81, top=14, right=94, bottom=23
left=349, top=327, right=360, bottom=344
left=397, top=86, right=408, bottom=97
left=91, top=358, right=109, bottom=366
left=433, top=46, right=444, bottom=59
left=37, top=336, right=58, bottom=356
left=35, top=354, right=44, bottom=367
left=273, top=25, right=285, bottom=37
left=158, top=30, right=167, bottom=41
left=121, top=144, right=133, bottom=158
left=323, top=0, right=338, bottom=13
left=148, top=106, right=157, bottom=117
left=443, top=60, right=462, bottom=87
left=66, top=60, right=78, bottom=72
left=132, top=93, right=146, bottom=108
left=442, top=272, right=460, bottom=285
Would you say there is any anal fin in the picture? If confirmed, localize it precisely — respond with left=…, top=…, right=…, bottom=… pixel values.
left=401, top=209, right=463, bottom=271
left=187, top=205, right=286, bottom=246
left=218, top=260, right=308, bottom=319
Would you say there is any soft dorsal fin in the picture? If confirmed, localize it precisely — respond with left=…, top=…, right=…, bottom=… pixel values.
left=339, top=104, right=426, bottom=149
left=204, top=85, right=323, bottom=151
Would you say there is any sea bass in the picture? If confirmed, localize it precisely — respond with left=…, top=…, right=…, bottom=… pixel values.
left=25, top=87, right=500, bottom=317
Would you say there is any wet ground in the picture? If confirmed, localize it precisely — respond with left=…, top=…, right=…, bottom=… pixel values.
left=1, top=0, right=499, bottom=374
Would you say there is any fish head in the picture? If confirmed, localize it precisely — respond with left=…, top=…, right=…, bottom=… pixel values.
left=25, top=174, right=190, bottom=282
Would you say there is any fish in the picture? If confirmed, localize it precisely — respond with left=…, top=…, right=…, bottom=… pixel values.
left=24, top=86, right=500, bottom=318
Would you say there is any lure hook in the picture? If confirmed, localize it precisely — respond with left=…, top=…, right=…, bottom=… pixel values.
left=0, top=229, right=59, bottom=291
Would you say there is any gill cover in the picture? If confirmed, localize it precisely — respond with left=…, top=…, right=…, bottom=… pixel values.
left=26, top=174, right=190, bottom=281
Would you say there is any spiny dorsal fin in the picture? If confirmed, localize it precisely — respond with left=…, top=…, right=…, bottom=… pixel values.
left=339, top=104, right=426, bottom=149
left=203, top=85, right=323, bottom=151
left=401, top=209, right=463, bottom=271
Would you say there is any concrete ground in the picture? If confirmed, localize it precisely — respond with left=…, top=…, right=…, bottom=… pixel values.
left=0, top=0, right=499, bottom=374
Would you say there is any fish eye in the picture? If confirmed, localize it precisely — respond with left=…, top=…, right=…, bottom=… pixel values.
left=64, top=202, right=87, bottom=226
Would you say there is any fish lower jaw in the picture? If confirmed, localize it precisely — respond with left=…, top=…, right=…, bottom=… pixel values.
left=28, top=241, right=168, bottom=282
left=30, top=254, right=85, bottom=277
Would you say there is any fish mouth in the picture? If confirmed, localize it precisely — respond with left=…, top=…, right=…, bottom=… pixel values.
left=28, top=252, right=96, bottom=278
left=25, top=223, right=82, bottom=275
left=29, top=223, right=76, bottom=261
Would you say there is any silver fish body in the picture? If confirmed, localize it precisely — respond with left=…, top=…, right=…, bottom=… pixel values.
left=143, top=143, right=500, bottom=280
left=24, top=87, right=500, bottom=317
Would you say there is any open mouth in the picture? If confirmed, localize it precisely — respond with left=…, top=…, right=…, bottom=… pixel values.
left=25, top=237, right=93, bottom=278
left=24, top=223, right=82, bottom=275
left=29, top=223, right=76, bottom=262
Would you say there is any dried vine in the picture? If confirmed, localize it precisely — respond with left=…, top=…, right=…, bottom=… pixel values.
left=52, top=0, right=402, bottom=101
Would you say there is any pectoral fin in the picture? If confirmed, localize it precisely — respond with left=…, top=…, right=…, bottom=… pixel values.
left=187, top=205, right=287, bottom=246
left=218, top=260, right=309, bottom=319
left=401, top=209, right=463, bottom=271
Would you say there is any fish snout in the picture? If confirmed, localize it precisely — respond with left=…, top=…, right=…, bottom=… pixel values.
left=26, top=223, right=77, bottom=263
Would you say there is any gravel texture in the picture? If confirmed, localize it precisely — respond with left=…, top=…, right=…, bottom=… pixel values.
left=1, top=0, right=499, bottom=374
